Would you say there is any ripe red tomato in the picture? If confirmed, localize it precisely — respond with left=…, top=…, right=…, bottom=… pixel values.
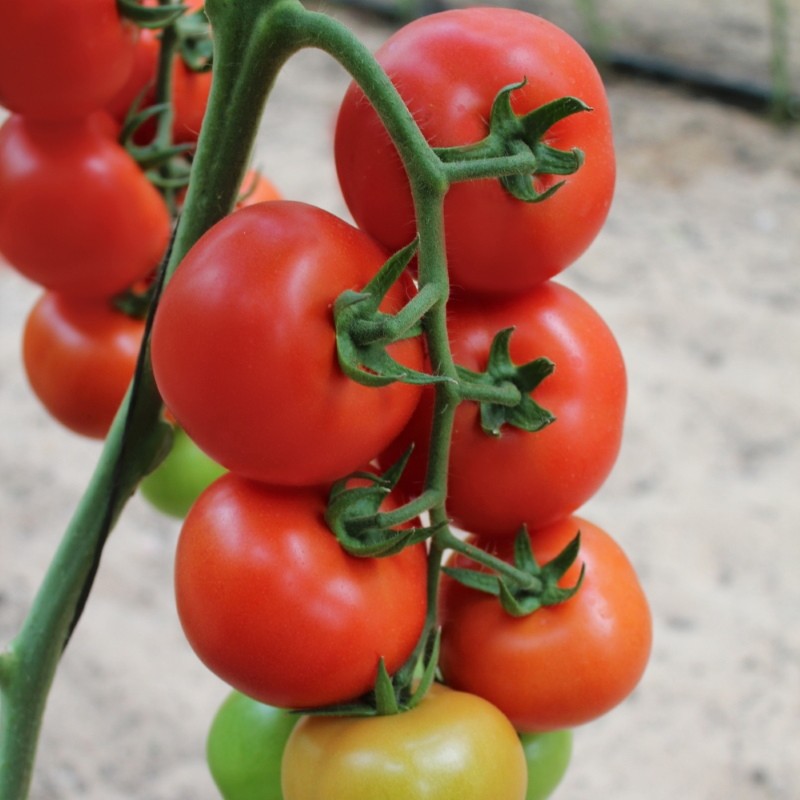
left=22, top=292, right=144, bottom=439
left=335, top=8, right=615, bottom=297
left=0, top=0, right=138, bottom=120
left=383, top=281, right=626, bottom=536
left=151, top=201, right=425, bottom=486
left=174, top=473, right=428, bottom=709
left=438, top=516, right=652, bottom=732
left=105, top=0, right=212, bottom=145
left=0, top=115, right=171, bottom=299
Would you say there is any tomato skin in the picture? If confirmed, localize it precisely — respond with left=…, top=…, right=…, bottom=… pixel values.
left=383, top=281, right=626, bottom=536
left=0, top=0, right=138, bottom=120
left=151, top=201, right=424, bottom=486
left=438, top=517, right=652, bottom=732
left=519, top=730, right=572, bottom=800
left=22, top=292, right=144, bottom=439
left=175, top=473, right=428, bottom=709
left=335, top=8, right=615, bottom=296
left=206, top=690, right=298, bottom=800
left=281, top=684, right=528, bottom=800
left=0, top=115, right=171, bottom=299
left=139, top=426, right=226, bottom=518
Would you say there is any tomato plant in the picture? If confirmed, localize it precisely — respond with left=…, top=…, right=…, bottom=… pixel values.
left=383, top=280, right=626, bottom=535
left=438, top=516, right=652, bottom=732
left=281, top=683, right=528, bottom=800
left=0, top=0, right=138, bottom=121
left=0, top=115, right=170, bottom=299
left=520, top=730, right=573, bottom=800
left=22, top=292, right=144, bottom=439
left=174, top=472, right=428, bottom=709
left=139, top=425, right=226, bottom=518
left=151, top=200, right=425, bottom=486
left=0, top=2, right=653, bottom=797
left=206, top=690, right=298, bottom=800
left=335, top=7, right=615, bottom=296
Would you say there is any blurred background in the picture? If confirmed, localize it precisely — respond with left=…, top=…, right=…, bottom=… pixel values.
left=1, top=0, right=799, bottom=797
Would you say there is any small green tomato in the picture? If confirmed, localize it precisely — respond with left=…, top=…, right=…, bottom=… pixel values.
left=139, top=425, right=226, bottom=518
left=206, top=690, right=298, bottom=800
left=520, top=729, right=573, bottom=800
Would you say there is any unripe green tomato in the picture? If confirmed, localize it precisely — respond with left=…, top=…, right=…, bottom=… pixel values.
left=139, top=426, right=226, bottom=518
left=206, top=690, right=298, bottom=800
left=520, top=729, right=573, bottom=800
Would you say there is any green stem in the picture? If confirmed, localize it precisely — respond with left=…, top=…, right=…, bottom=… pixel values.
left=369, top=489, right=443, bottom=530
left=0, top=363, right=167, bottom=800
left=435, top=528, right=543, bottom=591
left=457, top=377, right=522, bottom=406
left=351, top=282, right=442, bottom=345
left=440, top=150, right=538, bottom=184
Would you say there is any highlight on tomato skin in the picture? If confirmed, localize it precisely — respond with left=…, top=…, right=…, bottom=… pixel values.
left=21, top=292, right=144, bottom=439
left=437, top=516, right=652, bottom=733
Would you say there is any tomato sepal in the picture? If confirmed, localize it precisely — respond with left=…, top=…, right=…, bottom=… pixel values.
left=335, top=240, right=448, bottom=388
left=442, top=527, right=585, bottom=617
left=457, top=327, right=556, bottom=436
left=326, top=455, right=441, bottom=558
left=434, top=81, right=590, bottom=202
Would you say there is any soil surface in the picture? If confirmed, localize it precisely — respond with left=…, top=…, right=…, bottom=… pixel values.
left=1, top=3, right=799, bottom=798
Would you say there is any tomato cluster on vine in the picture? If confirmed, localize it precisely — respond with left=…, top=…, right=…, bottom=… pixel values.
left=1, top=3, right=653, bottom=799
left=0, top=0, right=218, bottom=441
left=149, top=7, right=651, bottom=800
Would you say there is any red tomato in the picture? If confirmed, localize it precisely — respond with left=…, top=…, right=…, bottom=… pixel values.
left=0, top=115, right=171, bottom=299
left=438, top=516, right=652, bottom=732
left=175, top=473, right=428, bottom=708
left=0, top=0, right=138, bottom=120
left=335, top=8, right=615, bottom=296
left=383, top=281, right=626, bottom=536
left=22, top=292, right=144, bottom=439
left=151, top=201, right=425, bottom=486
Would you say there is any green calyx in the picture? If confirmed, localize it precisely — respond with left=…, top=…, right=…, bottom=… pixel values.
left=335, top=239, right=450, bottom=388
left=457, top=327, right=556, bottom=436
left=435, top=80, right=590, bottom=201
left=325, top=453, right=441, bottom=558
left=299, top=629, right=441, bottom=718
left=443, top=527, right=585, bottom=617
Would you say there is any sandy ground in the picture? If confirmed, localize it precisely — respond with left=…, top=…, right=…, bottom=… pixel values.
left=1, top=3, right=799, bottom=799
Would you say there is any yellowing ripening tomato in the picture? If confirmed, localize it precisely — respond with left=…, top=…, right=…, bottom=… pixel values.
left=281, top=684, right=528, bottom=800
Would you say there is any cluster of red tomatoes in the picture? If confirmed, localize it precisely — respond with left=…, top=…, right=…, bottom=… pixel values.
left=1, top=1, right=652, bottom=797
left=0, top=0, right=215, bottom=440
left=148, top=7, right=652, bottom=800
